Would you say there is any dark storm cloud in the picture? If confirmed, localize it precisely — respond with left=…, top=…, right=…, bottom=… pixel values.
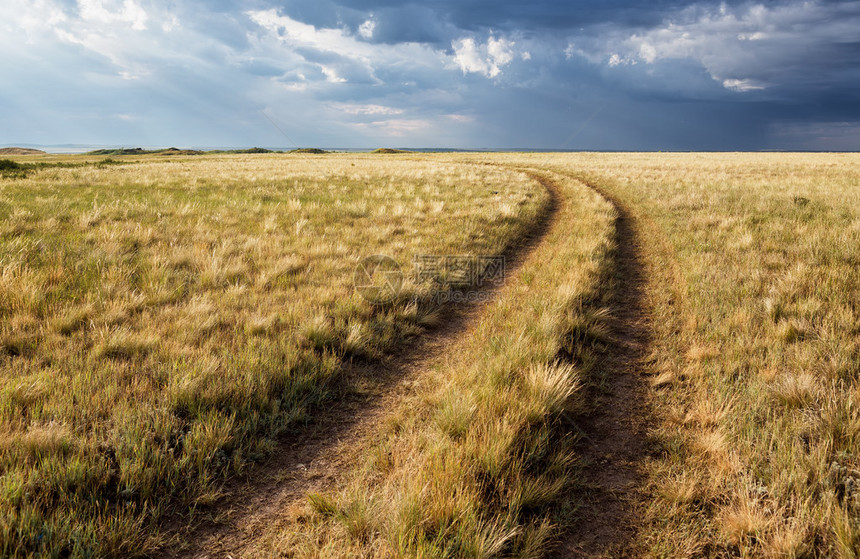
left=334, top=0, right=699, bottom=32
left=0, top=0, right=857, bottom=149
left=361, top=5, right=454, bottom=45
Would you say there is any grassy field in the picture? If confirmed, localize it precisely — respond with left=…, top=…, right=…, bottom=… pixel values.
left=2, top=151, right=859, bottom=558
left=252, top=168, right=617, bottom=557
left=531, top=152, right=860, bottom=557
left=0, top=154, right=548, bottom=556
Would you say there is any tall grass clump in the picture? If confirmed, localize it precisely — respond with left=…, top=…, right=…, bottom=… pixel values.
left=256, top=169, right=617, bottom=557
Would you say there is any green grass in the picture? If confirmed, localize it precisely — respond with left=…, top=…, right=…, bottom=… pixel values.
left=0, top=154, right=548, bottom=557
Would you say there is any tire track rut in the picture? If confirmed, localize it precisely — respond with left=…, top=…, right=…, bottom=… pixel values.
left=162, top=170, right=560, bottom=558
left=555, top=176, right=656, bottom=558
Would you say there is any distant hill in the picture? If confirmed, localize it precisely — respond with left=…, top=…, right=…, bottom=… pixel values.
left=85, top=147, right=162, bottom=155
left=206, top=147, right=277, bottom=154
left=290, top=148, right=329, bottom=154
left=0, top=147, right=46, bottom=155
left=161, top=148, right=204, bottom=155
left=85, top=147, right=205, bottom=156
left=372, top=148, right=412, bottom=154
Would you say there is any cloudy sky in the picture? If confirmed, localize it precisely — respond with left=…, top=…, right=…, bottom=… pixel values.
left=2, top=0, right=859, bottom=150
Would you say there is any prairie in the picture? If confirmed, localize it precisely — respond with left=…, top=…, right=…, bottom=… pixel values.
left=0, top=154, right=548, bottom=556
left=250, top=168, right=617, bottom=557
left=313, top=151, right=860, bottom=558
left=525, top=152, right=860, bottom=557
left=3, top=151, right=859, bottom=558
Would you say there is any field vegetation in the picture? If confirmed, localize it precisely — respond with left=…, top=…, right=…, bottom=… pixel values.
left=0, top=154, right=547, bottom=556
left=527, top=152, right=860, bottom=557
left=2, top=151, right=859, bottom=558
left=254, top=168, right=617, bottom=557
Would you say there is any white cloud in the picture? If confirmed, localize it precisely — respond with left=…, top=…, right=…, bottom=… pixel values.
left=320, top=65, right=346, bottom=83
left=78, top=0, right=148, bottom=31
left=277, top=81, right=309, bottom=92
left=162, top=14, right=180, bottom=33
left=452, top=35, right=516, bottom=78
left=118, top=70, right=142, bottom=80
left=607, top=53, right=636, bottom=67
left=248, top=10, right=368, bottom=58
left=738, top=31, right=767, bottom=41
left=8, top=0, right=67, bottom=39
left=569, top=1, right=860, bottom=93
left=246, top=9, right=448, bottom=87
left=358, top=19, right=375, bottom=40
left=351, top=118, right=433, bottom=137
left=332, top=103, right=404, bottom=116
left=0, top=0, right=189, bottom=79
left=722, top=78, right=766, bottom=92
left=487, top=36, right=514, bottom=66
left=637, top=42, right=657, bottom=64
left=452, top=38, right=485, bottom=75
left=444, top=114, right=474, bottom=123
left=247, top=10, right=376, bottom=85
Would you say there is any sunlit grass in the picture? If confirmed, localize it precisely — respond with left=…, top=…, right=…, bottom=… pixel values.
left=6, top=150, right=857, bottom=557
left=531, top=152, right=860, bottom=557
left=0, top=154, right=548, bottom=556
left=254, top=168, right=618, bottom=557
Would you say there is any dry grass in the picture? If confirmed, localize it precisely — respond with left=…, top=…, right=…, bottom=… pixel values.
left=5, top=151, right=858, bottom=557
left=0, top=153, right=548, bottom=556
left=250, top=169, right=617, bottom=557
left=519, top=152, right=860, bottom=558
